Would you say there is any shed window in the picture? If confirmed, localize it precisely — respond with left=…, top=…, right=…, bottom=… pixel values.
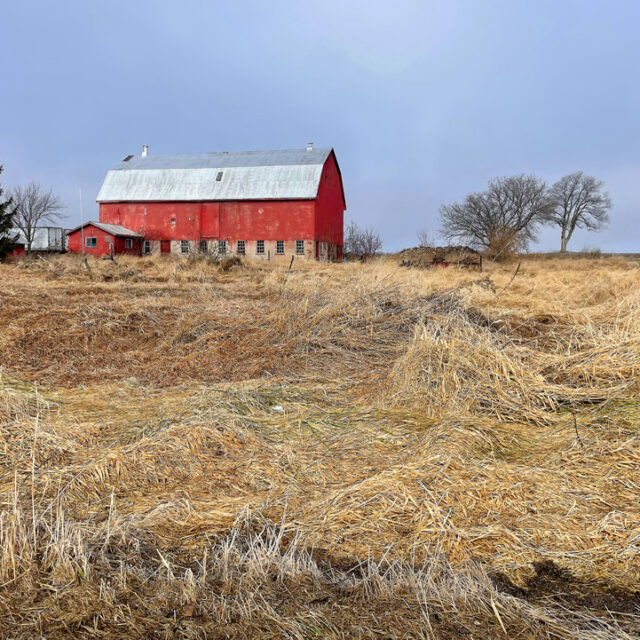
left=276, top=240, right=285, bottom=255
left=143, top=240, right=151, bottom=254
left=85, top=237, right=97, bottom=247
left=218, top=240, right=227, bottom=255
left=181, top=240, right=190, bottom=254
left=124, top=238, right=133, bottom=249
left=236, top=240, right=246, bottom=255
left=256, top=240, right=265, bottom=254
left=216, top=171, right=223, bottom=181
left=296, top=240, right=304, bottom=255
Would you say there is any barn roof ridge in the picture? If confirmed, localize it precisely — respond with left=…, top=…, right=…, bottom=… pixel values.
left=111, top=147, right=333, bottom=171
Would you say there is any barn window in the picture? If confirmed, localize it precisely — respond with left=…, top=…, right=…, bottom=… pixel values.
left=143, top=240, right=151, bottom=254
left=181, top=240, right=190, bottom=254
left=236, top=240, right=246, bottom=255
left=296, top=240, right=304, bottom=255
left=216, top=171, right=223, bottom=181
left=124, top=238, right=133, bottom=249
left=170, top=218, right=176, bottom=225
left=85, top=237, right=97, bottom=247
left=276, top=240, right=284, bottom=254
left=218, top=240, right=227, bottom=255
left=199, top=240, right=208, bottom=253
left=256, top=240, right=265, bottom=254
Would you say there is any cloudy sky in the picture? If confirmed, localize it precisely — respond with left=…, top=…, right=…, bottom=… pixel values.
left=1, top=0, right=638, bottom=251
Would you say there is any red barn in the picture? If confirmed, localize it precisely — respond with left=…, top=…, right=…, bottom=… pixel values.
left=68, top=145, right=346, bottom=260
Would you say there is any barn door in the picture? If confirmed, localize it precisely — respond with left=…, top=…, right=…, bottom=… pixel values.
left=161, top=240, right=171, bottom=254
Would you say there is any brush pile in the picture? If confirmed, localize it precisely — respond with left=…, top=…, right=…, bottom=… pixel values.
left=0, top=253, right=639, bottom=638
left=399, top=245, right=481, bottom=269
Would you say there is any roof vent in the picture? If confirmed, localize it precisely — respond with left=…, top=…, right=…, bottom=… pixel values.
left=141, top=145, right=149, bottom=157
left=306, top=142, right=313, bottom=151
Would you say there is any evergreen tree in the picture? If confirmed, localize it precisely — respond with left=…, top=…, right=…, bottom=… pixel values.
left=0, top=165, right=18, bottom=260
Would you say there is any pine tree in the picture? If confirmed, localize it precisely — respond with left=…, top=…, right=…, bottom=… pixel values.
left=0, top=165, right=17, bottom=260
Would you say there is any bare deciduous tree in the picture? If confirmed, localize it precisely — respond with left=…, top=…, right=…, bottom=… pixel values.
left=416, top=228, right=435, bottom=248
left=547, top=172, right=611, bottom=252
left=440, top=174, right=553, bottom=259
left=10, top=182, right=64, bottom=254
left=344, top=220, right=382, bottom=259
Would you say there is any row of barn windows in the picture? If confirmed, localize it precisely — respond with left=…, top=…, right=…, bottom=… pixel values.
left=84, top=237, right=306, bottom=255
left=236, top=240, right=305, bottom=255
left=135, top=239, right=306, bottom=255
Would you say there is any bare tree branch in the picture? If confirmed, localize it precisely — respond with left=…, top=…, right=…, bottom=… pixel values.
left=344, top=221, right=382, bottom=259
left=417, top=228, right=436, bottom=248
left=439, top=174, right=553, bottom=259
left=547, top=172, right=611, bottom=252
left=9, top=182, right=65, bottom=254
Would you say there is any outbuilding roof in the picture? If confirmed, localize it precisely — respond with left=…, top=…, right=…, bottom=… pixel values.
left=66, top=222, right=142, bottom=238
left=96, top=147, right=336, bottom=203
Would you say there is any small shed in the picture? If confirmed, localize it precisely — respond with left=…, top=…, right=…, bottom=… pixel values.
left=10, top=227, right=66, bottom=253
left=66, top=222, right=142, bottom=257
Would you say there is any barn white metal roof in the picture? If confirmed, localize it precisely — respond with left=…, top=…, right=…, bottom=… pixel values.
left=96, top=148, right=334, bottom=203
left=66, top=222, right=142, bottom=237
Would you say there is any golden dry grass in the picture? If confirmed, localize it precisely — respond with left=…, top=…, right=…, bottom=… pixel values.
left=0, top=252, right=639, bottom=638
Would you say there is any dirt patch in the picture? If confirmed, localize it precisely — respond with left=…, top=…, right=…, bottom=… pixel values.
left=493, top=560, right=640, bottom=616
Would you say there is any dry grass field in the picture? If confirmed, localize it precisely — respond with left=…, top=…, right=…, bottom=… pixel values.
left=0, top=253, right=639, bottom=639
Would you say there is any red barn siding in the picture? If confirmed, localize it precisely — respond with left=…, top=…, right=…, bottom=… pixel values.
left=114, top=237, right=143, bottom=255
left=99, top=200, right=317, bottom=244
left=100, top=202, right=201, bottom=242
left=314, top=152, right=345, bottom=251
left=218, top=200, right=315, bottom=241
left=200, top=203, right=220, bottom=238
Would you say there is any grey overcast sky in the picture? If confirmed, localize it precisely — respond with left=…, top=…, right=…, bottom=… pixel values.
left=1, top=0, right=638, bottom=251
